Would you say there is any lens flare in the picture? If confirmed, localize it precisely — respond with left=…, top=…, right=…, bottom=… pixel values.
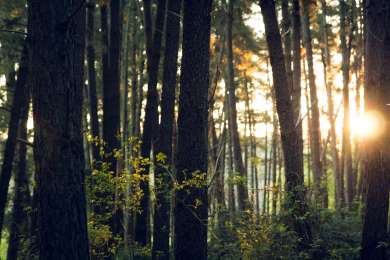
left=352, top=111, right=385, bottom=139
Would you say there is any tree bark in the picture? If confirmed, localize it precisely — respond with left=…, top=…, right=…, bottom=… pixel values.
left=302, top=0, right=327, bottom=207
left=0, top=45, right=29, bottom=241
left=340, top=0, right=355, bottom=206
left=174, top=1, right=212, bottom=258
left=87, top=0, right=100, bottom=162
left=28, top=0, right=90, bottom=258
left=136, top=0, right=166, bottom=245
left=226, top=0, right=249, bottom=211
left=361, top=1, right=390, bottom=259
left=152, top=0, right=182, bottom=258
left=6, top=94, right=31, bottom=260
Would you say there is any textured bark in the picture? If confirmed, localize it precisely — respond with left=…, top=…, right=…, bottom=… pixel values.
left=259, top=0, right=312, bottom=249
left=340, top=0, right=355, bottom=206
left=302, top=1, right=327, bottom=207
left=152, top=0, right=181, bottom=258
left=7, top=93, right=31, bottom=260
left=226, top=0, right=249, bottom=211
left=130, top=2, right=139, bottom=138
left=361, top=1, right=390, bottom=259
left=136, top=0, right=166, bottom=246
left=281, top=0, right=292, bottom=92
left=29, top=0, right=90, bottom=258
left=0, top=45, right=29, bottom=240
left=174, top=0, right=212, bottom=258
left=86, top=0, right=100, bottom=162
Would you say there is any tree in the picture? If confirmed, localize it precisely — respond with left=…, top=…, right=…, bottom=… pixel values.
left=259, top=0, right=312, bottom=249
left=226, top=0, right=249, bottom=211
left=361, top=0, right=390, bottom=258
left=6, top=50, right=31, bottom=260
left=152, top=0, right=182, bottom=258
left=174, top=0, right=212, bottom=259
left=28, top=0, right=90, bottom=258
left=86, top=0, right=100, bottom=162
left=136, top=0, right=166, bottom=245
left=0, top=44, right=29, bottom=241
left=302, top=0, right=327, bottom=207
left=340, top=0, right=355, bottom=206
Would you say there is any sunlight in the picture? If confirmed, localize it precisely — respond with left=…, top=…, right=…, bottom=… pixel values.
left=351, top=111, right=385, bottom=139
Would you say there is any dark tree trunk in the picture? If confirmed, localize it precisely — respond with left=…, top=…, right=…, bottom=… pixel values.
left=136, top=0, right=166, bottom=246
left=361, top=1, right=390, bottom=259
left=108, top=0, right=123, bottom=237
left=87, top=0, right=100, bottom=162
left=7, top=93, right=31, bottom=260
left=259, top=0, right=312, bottom=249
left=28, top=0, right=90, bottom=258
left=281, top=0, right=292, bottom=92
left=152, top=0, right=182, bottom=258
left=340, top=0, right=355, bottom=206
left=291, top=0, right=304, bottom=194
left=0, top=45, right=29, bottom=240
left=130, top=2, right=139, bottom=138
left=174, top=0, right=212, bottom=259
left=302, top=0, right=327, bottom=207
left=226, top=0, right=249, bottom=211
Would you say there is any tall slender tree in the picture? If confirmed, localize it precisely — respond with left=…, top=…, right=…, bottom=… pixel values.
left=174, top=0, right=212, bottom=258
left=340, top=0, right=355, bottom=206
left=86, top=0, right=100, bottom=162
left=259, top=0, right=312, bottom=249
left=152, top=0, right=182, bottom=258
left=6, top=59, right=30, bottom=260
left=226, top=0, right=249, bottom=211
left=302, top=0, right=327, bottom=207
left=28, top=0, right=90, bottom=258
left=0, top=44, right=29, bottom=240
left=136, top=0, right=166, bottom=245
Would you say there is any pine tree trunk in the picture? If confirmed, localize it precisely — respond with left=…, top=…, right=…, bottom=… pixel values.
left=136, top=0, right=166, bottom=245
left=174, top=1, right=212, bottom=258
left=260, top=0, right=312, bottom=249
left=361, top=1, right=390, bottom=259
left=86, top=0, right=100, bottom=162
left=320, top=0, right=343, bottom=208
left=0, top=45, right=29, bottom=240
left=340, top=0, right=355, bottom=206
left=6, top=94, right=31, bottom=260
left=152, top=0, right=181, bottom=258
left=226, top=0, right=249, bottom=211
left=29, top=1, right=90, bottom=257
left=302, top=0, right=327, bottom=207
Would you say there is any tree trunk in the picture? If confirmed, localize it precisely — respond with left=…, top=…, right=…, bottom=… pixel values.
left=6, top=94, right=31, bottom=260
left=0, top=45, right=29, bottom=240
left=152, top=0, right=182, bottom=258
left=136, top=0, right=166, bottom=245
left=259, top=0, right=312, bottom=249
left=226, top=0, right=249, bottom=211
left=320, top=0, right=343, bottom=208
left=29, top=1, right=90, bottom=258
left=174, top=1, right=212, bottom=258
left=340, top=0, right=355, bottom=206
left=302, top=0, right=327, bottom=207
left=87, top=0, right=100, bottom=162
left=361, top=1, right=390, bottom=259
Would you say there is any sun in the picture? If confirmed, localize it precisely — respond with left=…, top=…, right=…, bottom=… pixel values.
left=351, top=111, right=385, bottom=139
